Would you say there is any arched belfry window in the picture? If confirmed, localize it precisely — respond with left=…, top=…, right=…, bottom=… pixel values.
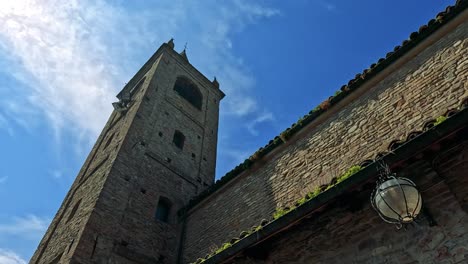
left=173, top=130, right=185, bottom=149
left=173, top=77, right=203, bottom=110
left=155, top=197, right=171, bottom=223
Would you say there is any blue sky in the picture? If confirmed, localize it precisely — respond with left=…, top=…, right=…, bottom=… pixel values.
left=0, top=0, right=454, bottom=262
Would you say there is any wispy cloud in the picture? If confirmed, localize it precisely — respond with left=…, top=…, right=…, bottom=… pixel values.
left=0, top=0, right=279, bottom=149
left=0, top=0, right=122, bottom=142
left=221, top=148, right=255, bottom=168
left=50, top=169, right=63, bottom=179
left=233, top=0, right=281, bottom=18
left=246, top=111, right=275, bottom=136
left=317, top=0, right=336, bottom=11
left=0, top=100, right=39, bottom=134
left=0, top=249, right=26, bottom=264
left=0, top=176, right=8, bottom=184
left=0, top=215, right=49, bottom=241
left=0, top=113, right=14, bottom=136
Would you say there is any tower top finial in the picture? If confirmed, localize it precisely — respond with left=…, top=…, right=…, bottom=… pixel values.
left=167, top=38, right=175, bottom=49
left=180, top=46, right=189, bottom=61
left=212, top=77, right=219, bottom=89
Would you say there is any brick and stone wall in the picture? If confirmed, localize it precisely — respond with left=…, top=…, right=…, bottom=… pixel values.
left=182, top=17, right=468, bottom=263
left=70, top=48, right=223, bottom=264
left=31, top=43, right=224, bottom=264
left=90, top=50, right=221, bottom=263
left=230, top=141, right=468, bottom=264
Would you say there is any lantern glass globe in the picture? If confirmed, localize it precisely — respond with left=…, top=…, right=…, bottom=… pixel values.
left=373, top=177, right=422, bottom=224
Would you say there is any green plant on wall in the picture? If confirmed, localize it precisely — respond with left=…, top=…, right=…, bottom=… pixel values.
left=312, top=105, right=321, bottom=112
left=273, top=207, right=293, bottom=220
left=308, top=187, right=322, bottom=199
left=434, top=115, right=447, bottom=126
left=272, top=165, right=363, bottom=220
left=197, top=164, right=365, bottom=263
left=336, top=165, right=362, bottom=184
left=215, top=243, right=232, bottom=254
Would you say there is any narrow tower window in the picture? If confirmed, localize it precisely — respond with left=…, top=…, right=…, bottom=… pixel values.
left=173, top=130, right=185, bottom=149
left=103, top=132, right=115, bottom=149
left=155, top=197, right=171, bottom=223
left=173, top=76, right=203, bottom=110
left=49, top=252, right=64, bottom=264
left=66, top=199, right=82, bottom=223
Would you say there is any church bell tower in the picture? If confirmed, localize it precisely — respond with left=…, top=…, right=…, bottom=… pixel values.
left=31, top=39, right=225, bottom=264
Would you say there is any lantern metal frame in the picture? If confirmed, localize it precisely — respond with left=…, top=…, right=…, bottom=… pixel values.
left=371, top=174, right=422, bottom=228
left=370, top=162, right=423, bottom=229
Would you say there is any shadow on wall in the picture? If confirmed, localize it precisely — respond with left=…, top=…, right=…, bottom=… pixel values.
left=234, top=141, right=468, bottom=263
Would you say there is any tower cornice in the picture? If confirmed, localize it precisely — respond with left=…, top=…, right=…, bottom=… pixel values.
left=117, top=40, right=225, bottom=100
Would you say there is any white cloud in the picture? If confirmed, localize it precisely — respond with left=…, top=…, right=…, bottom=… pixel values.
left=246, top=111, right=275, bottom=136
left=0, top=249, right=27, bottom=264
left=0, top=0, right=122, bottom=141
left=0, top=215, right=49, bottom=241
left=0, top=0, right=279, bottom=146
left=233, top=0, right=281, bottom=18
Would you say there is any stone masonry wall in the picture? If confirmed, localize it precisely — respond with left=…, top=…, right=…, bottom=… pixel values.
left=182, top=19, right=468, bottom=262
left=32, top=43, right=223, bottom=264
left=67, top=46, right=223, bottom=264
left=231, top=141, right=468, bottom=264
left=30, top=89, right=132, bottom=263
left=65, top=55, right=164, bottom=264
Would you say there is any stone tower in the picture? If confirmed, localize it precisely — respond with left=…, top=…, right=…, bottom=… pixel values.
left=31, top=39, right=225, bottom=264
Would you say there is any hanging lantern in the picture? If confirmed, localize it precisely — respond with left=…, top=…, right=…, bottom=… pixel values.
left=371, top=174, right=422, bottom=228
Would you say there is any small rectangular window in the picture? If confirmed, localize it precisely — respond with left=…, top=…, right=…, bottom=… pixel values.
left=173, top=130, right=185, bottom=149
left=155, top=197, right=171, bottom=223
